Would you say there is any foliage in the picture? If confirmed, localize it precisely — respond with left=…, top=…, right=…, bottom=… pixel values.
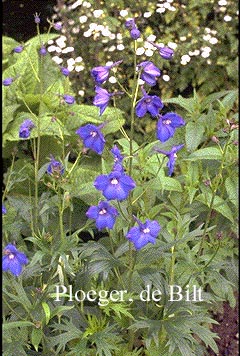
left=2, top=4, right=238, bottom=356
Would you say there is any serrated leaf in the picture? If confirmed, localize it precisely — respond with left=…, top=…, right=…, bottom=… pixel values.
left=185, top=122, right=205, bottom=152
left=185, top=147, right=222, bottom=161
left=3, top=321, right=35, bottom=330
left=196, top=192, right=234, bottom=222
left=151, top=176, right=182, bottom=192
left=225, top=176, right=238, bottom=208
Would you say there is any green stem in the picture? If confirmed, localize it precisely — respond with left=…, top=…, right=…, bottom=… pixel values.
left=169, top=246, right=175, bottom=285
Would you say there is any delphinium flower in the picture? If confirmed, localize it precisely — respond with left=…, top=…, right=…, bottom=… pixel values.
left=94, top=170, right=136, bottom=201
left=111, top=145, right=124, bottom=171
left=63, top=94, right=75, bottom=105
left=91, top=60, right=123, bottom=85
left=2, top=204, right=7, bottom=215
left=2, top=244, right=28, bottom=276
left=34, top=12, right=41, bottom=24
left=126, top=217, right=161, bottom=250
left=13, top=45, right=24, bottom=53
left=93, top=86, right=122, bottom=116
left=148, top=41, right=174, bottom=60
left=125, top=18, right=141, bottom=40
left=19, top=119, right=35, bottom=139
left=2, top=77, right=14, bottom=86
left=61, top=67, right=70, bottom=77
left=54, top=22, right=62, bottom=31
left=46, top=156, right=64, bottom=177
left=156, top=113, right=185, bottom=142
left=135, top=87, right=164, bottom=118
left=39, top=46, right=47, bottom=56
left=76, top=123, right=106, bottom=154
left=138, top=61, right=161, bottom=86
left=154, top=144, right=184, bottom=176
left=86, top=201, right=119, bottom=230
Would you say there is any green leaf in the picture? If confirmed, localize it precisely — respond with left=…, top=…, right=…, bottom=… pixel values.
left=31, top=328, right=43, bottom=352
left=185, top=147, right=222, bottom=161
left=185, top=122, right=205, bottom=152
left=151, top=176, right=182, bottom=192
left=225, top=176, right=238, bottom=208
left=3, top=321, right=35, bottom=330
left=196, top=193, right=234, bottom=222
left=42, top=302, right=51, bottom=325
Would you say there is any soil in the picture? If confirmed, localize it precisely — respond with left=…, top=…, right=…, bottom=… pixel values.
left=208, top=295, right=239, bottom=356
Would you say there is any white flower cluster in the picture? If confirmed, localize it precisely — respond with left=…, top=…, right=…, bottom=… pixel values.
left=156, top=0, right=176, bottom=13
left=203, top=28, right=218, bottom=45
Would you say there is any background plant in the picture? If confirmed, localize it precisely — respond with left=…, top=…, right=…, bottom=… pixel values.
left=2, top=3, right=238, bottom=356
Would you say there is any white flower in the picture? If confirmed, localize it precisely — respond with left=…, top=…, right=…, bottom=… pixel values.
left=203, top=34, right=211, bottom=41
left=168, top=42, right=177, bottom=50
left=48, top=40, right=54, bottom=45
left=162, top=74, right=170, bottom=81
left=56, top=36, right=67, bottom=48
left=62, top=47, right=74, bottom=54
left=109, top=76, right=117, bottom=83
left=169, top=6, right=176, bottom=11
left=93, top=10, right=103, bottom=18
left=209, top=37, right=218, bottom=44
left=147, top=34, right=156, bottom=42
left=156, top=8, right=166, bottom=13
left=201, top=51, right=210, bottom=58
left=67, top=58, right=75, bottom=66
left=83, top=30, right=92, bottom=37
left=82, top=1, right=91, bottom=7
left=75, top=56, right=83, bottom=62
left=78, top=90, right=85, bottom=96
left=52, top=56, right=63, bottom=65
left=71, top=0, right=83, bottom=10
left=224, top=15, right=232, bottom=21
left=145, top=49, right=154, bottom=57
left=144, top=12, right=152, bottom=18
left=72, top=27, right=80, bottom=34
left=163, top=2, right=171, bottom=8
left=120, top=9, right=128, bottom=17
left=75, top=65, right=84, bottom=72
left=218, top=0, right=227, bottom=5
left=138, top=79, right=145, bottom=85
left=48, top=45, right=57, bottom=52
left=79, top=15, right=88, bottom=23
left=108, top=46, right=116, bottom=52
left=117, top=44, right=125, bottom=50
left=180, top=36, right=187, bottom=41
left=181, top=54, right=191, bottom=63
left=136, top=47, right=145, bottom=56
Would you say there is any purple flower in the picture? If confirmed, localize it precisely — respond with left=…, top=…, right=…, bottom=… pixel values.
left=94, top=170, right=136, bottom=201
left=148, top=41, right=174, bottom=60
left=2, top=244, right=28, bottom=276
left=91, top=60, right=122, bottom=85
left=39, top=46, right=47, bottom=56
left=138, top=61, right=161, bottom=86
left=93, top=86, right=112, bottom=115
left=86, top=201, right=119, bottom=230
left=54, top=22, right=62, bottom=31
left=76, top=124, right=106, bottom=154
left=126, top=217, right=161, bottom=250
left=125, top=19, right=136, bottom=30
left=156, top=113, right=185, bottom=142
left=136, top=87, right=164, bottom=118
left=13, top=45, right=24, bottom=53
left=2, top=204, right=7, bottom=215
left=154, top=144, right=184, bottom=176
left=63, top=94, right=75, bottom=104
left=3, top=77, right=14, bottom=86
left=19, top=119, right=35, bottom=139
left=111, top=145, right=124, bottom=172
left=130, top=28, right=141, bottom=40
left=46, top=156, right=64, bottom=176
left=34, top=13, right=41, bottom=24
left=61, top=67, right=70, bottom=76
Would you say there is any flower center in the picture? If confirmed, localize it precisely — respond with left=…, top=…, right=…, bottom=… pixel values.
left=9, top=253, right=15, bottom=259
left=90, top=131, right=97, bottom=137
left=163, top=119, right=171, bottom=125
left=173, top=153, right=177, bottom=158
left=111, top=178, right=119, bottom=185
left=143, top=228, right=150, bottom=234
left=99, top=208, right=107, bottom=215
left=145, top=98, right=152, bottom=103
